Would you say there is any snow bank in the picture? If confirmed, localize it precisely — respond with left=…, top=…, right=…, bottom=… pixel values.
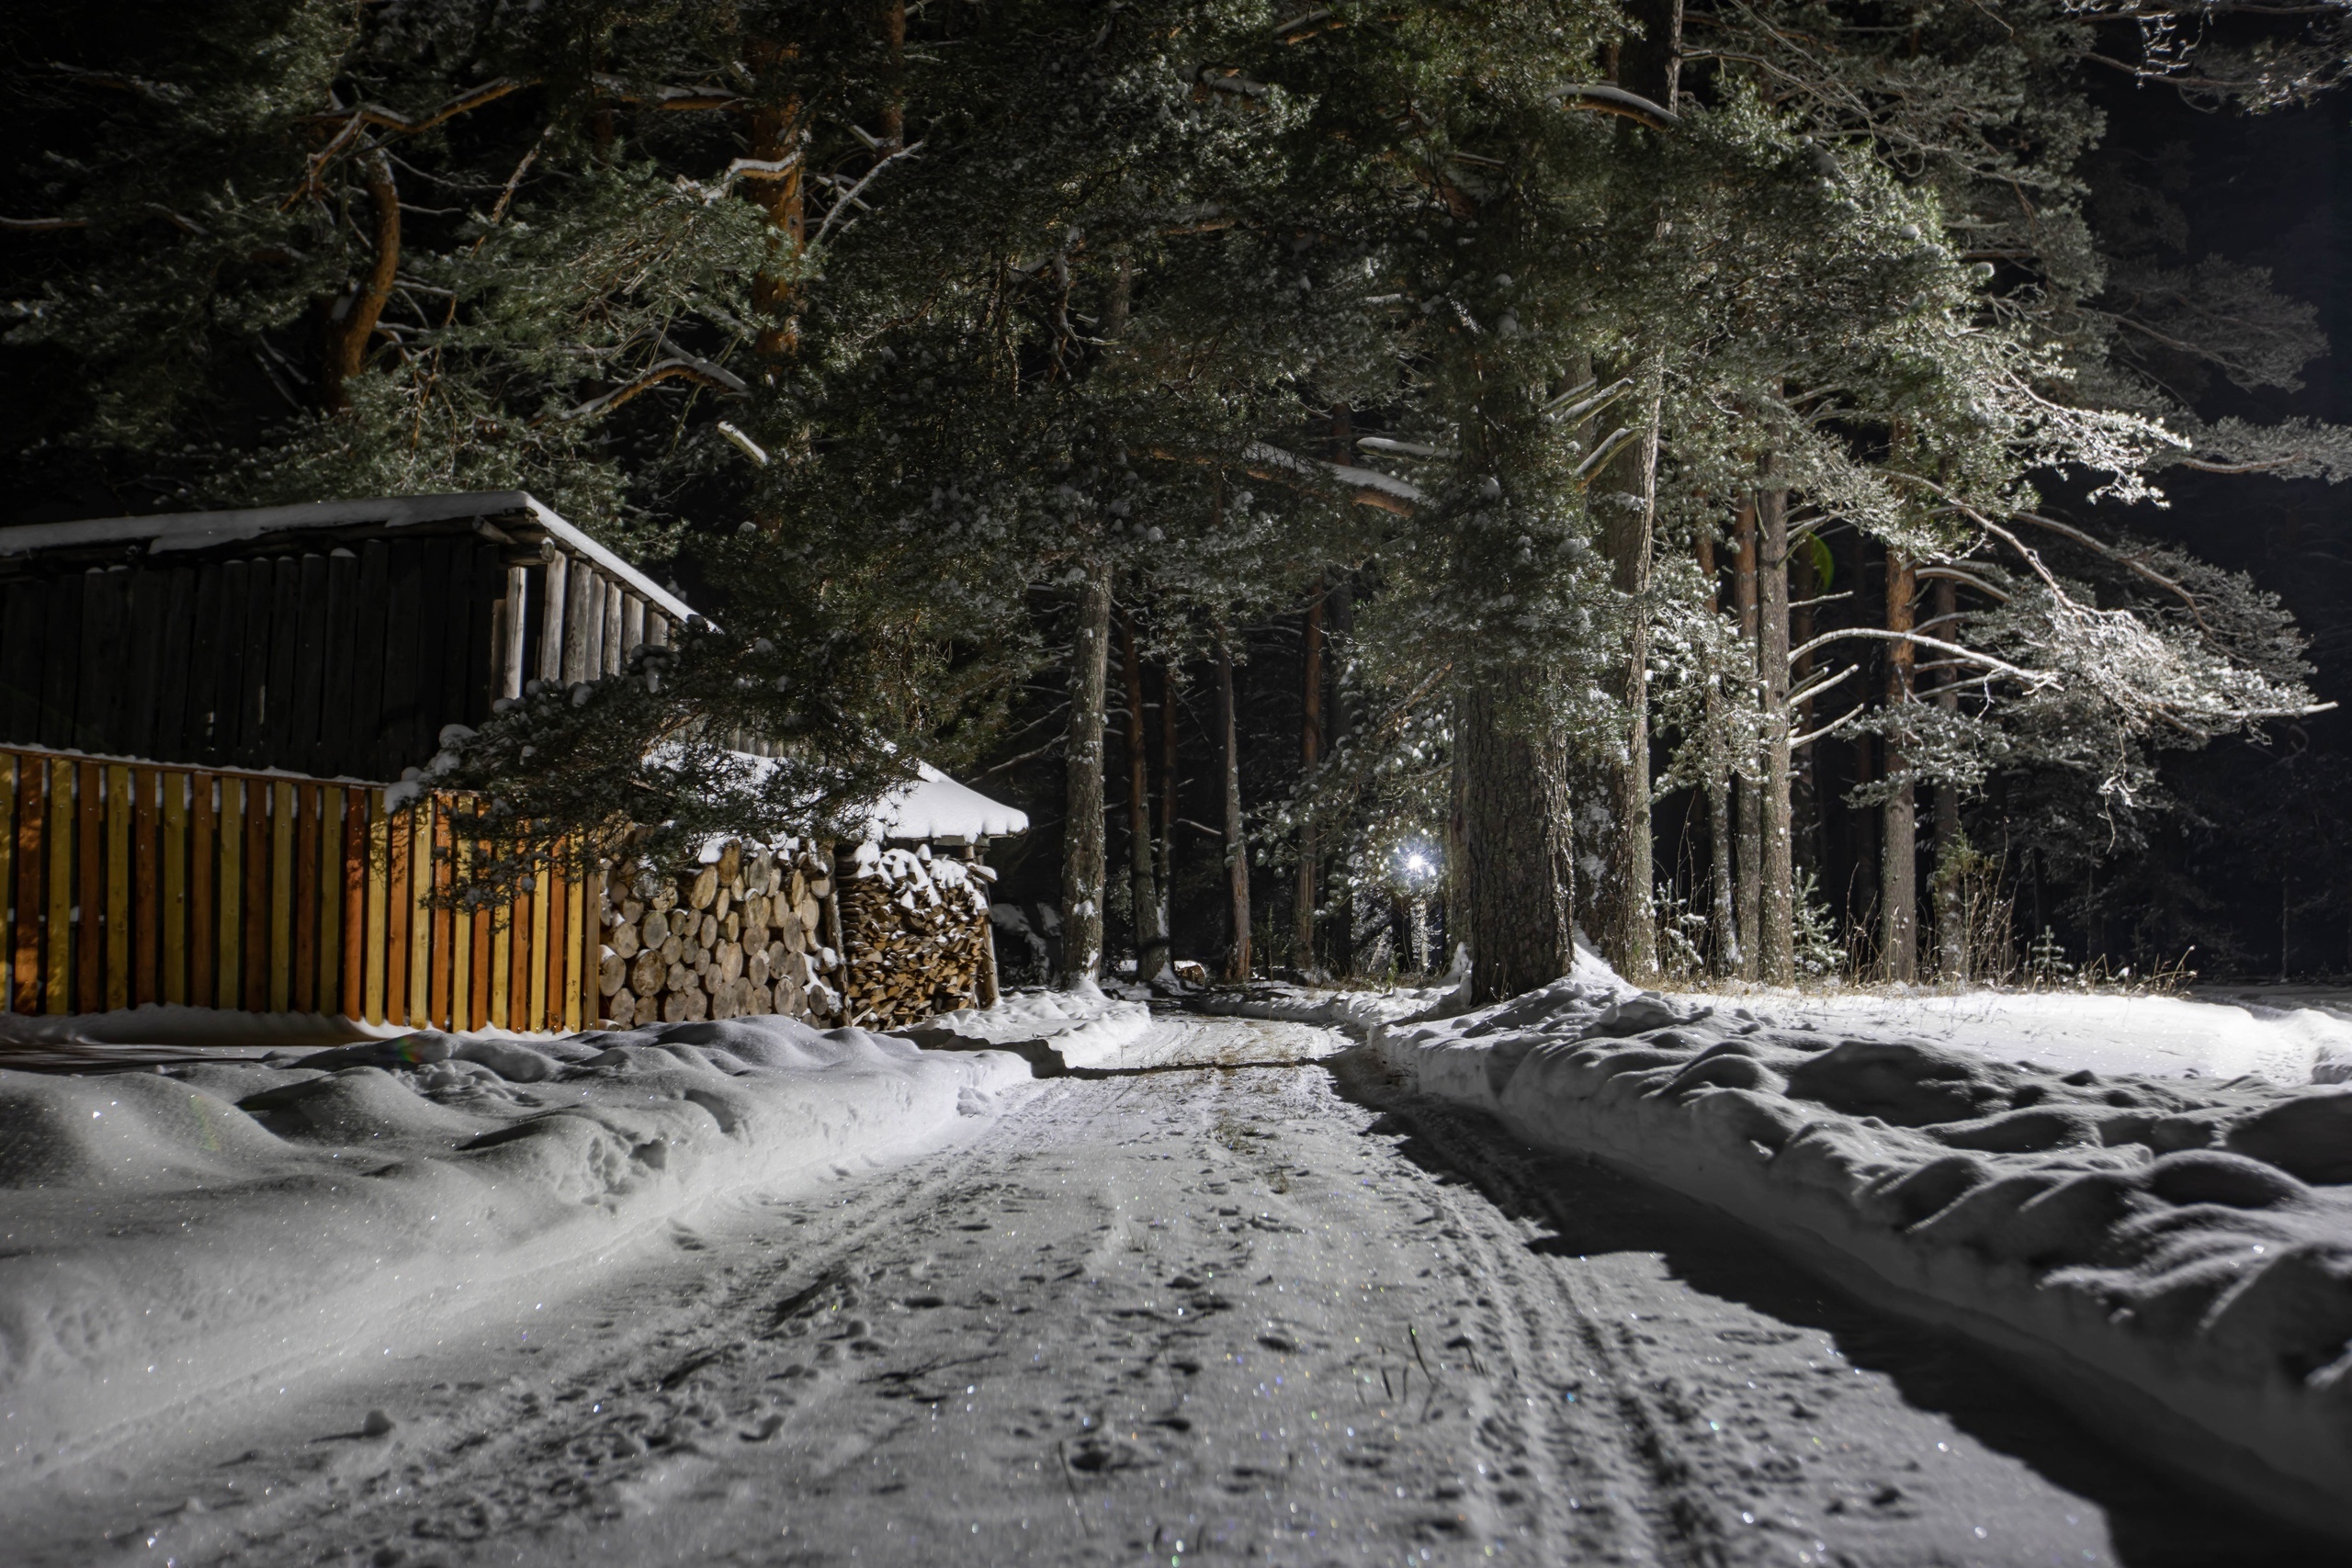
left=1370, top=978, right=2352, bottom=1541
left=0, top=1018, right=1029, bottom=1464
left=896, top=987, right=1150, bottom=1072
left=1668, top=986, right=2352, bottom=1087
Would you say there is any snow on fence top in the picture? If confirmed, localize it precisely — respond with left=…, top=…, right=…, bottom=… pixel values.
left=0, top=490, right=695, bottom=626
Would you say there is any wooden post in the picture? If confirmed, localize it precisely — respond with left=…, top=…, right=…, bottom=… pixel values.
left=500, top=564, right=530, bottom=702
left=574, top=569, right=604, bottom=685
left=603, top=583, right=625, bottom=675
left=133, top=767, right=159, bottom=1006
left=470, top=857, right=492, bottom=1032
left=622, top=594, right=645, bottom=660
left=13, top=755, right=41, bottom=1016
left=537, top=552, right=569, bottom=684
left=563, top=856, right=585, bottom=1031
left=270, top=780, right=295, bottom=1011
left=75, top=761, right=101, bottom=1013
left=452, top=832, right=473, bottom=1030
left=105, top=763, right=130, bottom=1010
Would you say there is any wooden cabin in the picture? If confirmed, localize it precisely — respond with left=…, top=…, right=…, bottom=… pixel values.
left=0, top=491, right=693, bottom=780
left=0, top=492, right=1022, bottom=1036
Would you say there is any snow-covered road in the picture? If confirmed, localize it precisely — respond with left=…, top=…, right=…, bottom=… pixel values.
left=13, top=1015, right=2329, bottom=1565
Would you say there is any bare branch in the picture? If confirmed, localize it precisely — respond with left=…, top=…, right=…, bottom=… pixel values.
left=554, top=354, right=750, bottom=424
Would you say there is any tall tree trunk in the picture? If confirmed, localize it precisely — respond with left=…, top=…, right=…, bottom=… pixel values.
left=1059, top=567, right=1112, bottom=989
left=1695, top=523, right=1742, bottom=975
left=1295, top=581, right=1324, bottom=975
left=1456, top=671, right=1577, bottom=1003
left=878, top=0, right=906, bottom=150
left=1159, top=660, right=1179, bottom=954
left=1931, top=579, right=1965, bottom=979
left=1757, top=464, right=1796, bottom=983
left=1593, top=363, right=1662, bottom=980
left=320, top=152, right=400, bottom=412
left=1732, top=494, right=1761, bottom=979
left=1121, top=605, right=1165, bottom=982
left=1325, top=575, right=1356, bottom=977
left=745, top=45, right=808, bottom=365
left=1881, top=549, right=1918, bottom=982
left=1217, top=633, right=1250, bottom=981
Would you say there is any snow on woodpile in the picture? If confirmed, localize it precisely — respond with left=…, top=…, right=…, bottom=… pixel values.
left=867, top=761, right=1029, bottom=843
left=835, top=843, right=995, bottom=1030
left=1372, top=980, right=2352, bottom=1542
left=0, top=1017, right=1029, bottom=1461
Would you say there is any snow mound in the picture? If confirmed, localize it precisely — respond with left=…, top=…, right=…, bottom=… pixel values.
left=0, top=1018, right=1030, bottom=1464
left=899, top=987, right=1151, bottom=1071
left=1669, top=986, right=2352, bottom=1087
left=1371, top=980, right=2352, bottom=1541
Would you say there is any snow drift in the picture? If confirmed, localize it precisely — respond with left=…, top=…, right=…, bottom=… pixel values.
left=0, top=1018, right=1028, bottom=1467
left=1370, top=977, right=2352, bottom=1542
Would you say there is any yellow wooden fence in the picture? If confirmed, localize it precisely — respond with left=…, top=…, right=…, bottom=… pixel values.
left=0, top=746, right=599, bottom=1031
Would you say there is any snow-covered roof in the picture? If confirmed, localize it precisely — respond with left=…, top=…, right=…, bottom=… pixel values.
left=0, top=491, right=695, bottom=626
left=868, top=761, right=1029, bottom=842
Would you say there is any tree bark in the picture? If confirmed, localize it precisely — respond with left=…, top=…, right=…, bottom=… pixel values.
left=1159, top=660, right=1179, bottom=955
left=320, top=152, right=400, bottom=412
left=1059, top=567, right=1112, bottom=988
left=1931, top=578, right=1965, bottom=980
left=1882, top=548, right=1918, bottom=982
left=1695, top=523, right=1742, bottom=975
left=1593, top=365, right=1661, bottom=980
left=1757, top=465, right=1796, bottom=983
left=1295, top=581, right=1324, bottom=974
left=1732, top=494, right=1761, bottom=979
left=1217, top=632, right=1251, bottom=981
left=878, top=0, right=906, bottom=150
left=1456, top=671, right=1577, bottom=1004
left=1325, top=574, right=1356, bottom=976
left=745, top=44, right=808, bottom=365
left=1121, top=605, right=1165, bottom=982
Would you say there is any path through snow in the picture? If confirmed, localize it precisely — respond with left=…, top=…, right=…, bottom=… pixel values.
left=6, top=1015, right=2324, bottom=1566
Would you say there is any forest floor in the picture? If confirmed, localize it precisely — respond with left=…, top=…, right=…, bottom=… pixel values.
left=7, top=1010, right=2331, bottom=1568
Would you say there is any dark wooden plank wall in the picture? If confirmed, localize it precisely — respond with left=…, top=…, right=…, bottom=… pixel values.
left=0, top=539, right=506, bottom=780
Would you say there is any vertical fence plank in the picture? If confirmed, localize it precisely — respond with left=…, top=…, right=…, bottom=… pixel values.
left=133, top=768, right=159, bottom=1006
left=105, top=764, right=130, bottom=1010
left=528, top=852, right=551, bottom=1031
left=269, top=780, right=294, bottom=1012
left=384, top=799, right=410, bottom=1026
left=191, top=773, right=216, bottom=1008
left=243, top=776, right=267, bottom=1010
left=216, top=777, right=243, bottom=1009
left=451, top=833, right=472, bottom=1031
left=293, top=783, right=317, bottom=1012
left=561, top=857, right=583, bottom=1032
left=577, top=860, right=600, bottom=1029
left=0, top=756, right=14, bottom=1008
left=47, top=758, right=74, bottom=1013
left=408, top=799, right=433, bottom=1025
left=343, top=790, right=367, bottom=1019
left=318, top=786, right=342, bottom=1016
left=13, top=755, right=40, bottom=1015
left=163, top=773, right=188, bottom=1005
left=366, top=792, right=390, bottom=1024
left=75, top=761, right=101, bottom=1013
left=490, top=842, right=514, bottom=1031
left=431, top=804, right=455, bottom=1029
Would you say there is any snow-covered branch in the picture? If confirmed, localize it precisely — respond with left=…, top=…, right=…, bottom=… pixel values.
left=554, top=354, right=749, bottom=423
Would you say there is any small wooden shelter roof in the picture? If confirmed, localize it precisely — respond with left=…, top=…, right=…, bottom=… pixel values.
left=0, top=491, right=695, bottom=625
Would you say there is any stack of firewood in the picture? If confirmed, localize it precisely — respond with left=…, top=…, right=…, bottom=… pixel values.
left=833, top=843, right=996, bottom=1030
left=596, top=840, right=842, bottom=1027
